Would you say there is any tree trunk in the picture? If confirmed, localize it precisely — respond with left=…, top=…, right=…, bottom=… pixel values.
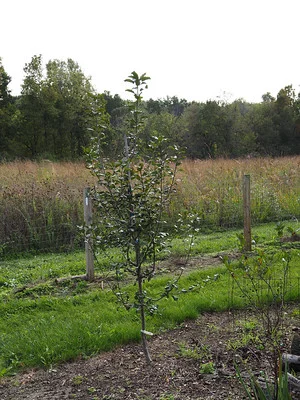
left=141, top=330, right=152, bottom=365
left=136, top=241, right=152, bottom=364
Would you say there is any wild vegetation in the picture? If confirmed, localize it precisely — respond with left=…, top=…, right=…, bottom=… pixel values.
left=0, top=156, right=298, bottom=255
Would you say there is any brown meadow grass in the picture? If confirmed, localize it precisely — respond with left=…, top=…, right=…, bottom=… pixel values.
left=175, top=156, right=300, bottom=226
left=0, top=157, right=299, bottom=255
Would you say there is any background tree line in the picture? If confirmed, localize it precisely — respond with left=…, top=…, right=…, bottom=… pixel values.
left=1, top=55, right=299, bottom=160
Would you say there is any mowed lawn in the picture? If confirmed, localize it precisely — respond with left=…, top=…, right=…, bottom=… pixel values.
left=0, top=221, right=299, bottom=375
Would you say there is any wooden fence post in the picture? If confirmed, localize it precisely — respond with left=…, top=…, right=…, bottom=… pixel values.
left=243, top=174, right=252, bottom=251
left=84, top=187, right=94, bottom=281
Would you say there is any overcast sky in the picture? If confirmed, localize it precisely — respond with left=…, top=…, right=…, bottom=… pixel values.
left=2, top=0, right=299, bottom=103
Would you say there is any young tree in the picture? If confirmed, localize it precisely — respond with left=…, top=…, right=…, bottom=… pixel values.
left=86, top=72, right=181, bottom=363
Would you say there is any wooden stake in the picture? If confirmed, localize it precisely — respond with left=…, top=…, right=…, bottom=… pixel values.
left=243, top=175, right=252, bottom=251
left=84, top=188, right=94, bottom=281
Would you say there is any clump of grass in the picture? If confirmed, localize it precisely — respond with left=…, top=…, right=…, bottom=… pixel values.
left=199, top=361, right=215, bottom=374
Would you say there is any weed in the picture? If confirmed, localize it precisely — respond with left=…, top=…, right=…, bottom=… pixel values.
left=170, top=369, right=176, bottom=377
left=227, top=331, right=263, bottom=351
left=72, top=375, right=84, bottom=385
left=206, top=323, right=219, bottom=333
left=178, top=342, right=201, bottom=360
left=199, top=361, right=215, bottom=374
left=159, top=394, right=175, bottom=400
left=73, top=280, right=88, bottom=294
left=235, top=317, right=259, bottom=333
left=236, top=232, right=245, bottom=251
left=224, top=244, right=296, bottom=398
left=275, top=221, right=285, bottom=238
left=177, top=341, right=211, bottom=361
left=236, top=362, right=292, bottom=399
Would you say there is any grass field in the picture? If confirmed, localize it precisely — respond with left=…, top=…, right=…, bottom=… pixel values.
left=0, top=156, right=299, bottom=376
left=0, top=221, right=299, bottom=376
left=0, top=156, right=299, bottom=255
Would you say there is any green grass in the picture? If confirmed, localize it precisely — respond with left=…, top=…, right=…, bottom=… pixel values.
left=0, top=221, right=299, bottom=375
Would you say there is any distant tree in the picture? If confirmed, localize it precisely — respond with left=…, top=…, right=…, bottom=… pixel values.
left=248, top=101, right=279, bottom=155
left=181, top=101, right=229, bottom=158
left=294, top=93, right=300, bottom=153
left=0, top=58, right=17, bottom=159
left=225, top=100, right=257, bottom=157
left=18, top=55, right=45, bottom=157
left=274, top=85, right=297, bottom=154
left=86, top=92, right=123, bottom=158
left=45, top=58, right=95, bottom=158
left=146, top=98, right=163, bottom=114
left=143, top=112, right=184, bottom=149
left=0, top=58, right=11, bottom=105
left=262, top=92, right=275, bottom=103
left=101, top=91, right=127, bottom=155
left=17, top=55, right=97, bottom=159
left=146, top=96, right=188, bottom=116
left=102, top=90, right=125, bottom=126
left=161, top=96, right=188, bottom=116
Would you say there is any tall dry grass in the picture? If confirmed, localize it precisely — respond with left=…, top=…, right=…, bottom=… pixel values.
left=174, top=156, right=300, bottom=227
left=0, top=157, right=299, bottom=255
left=0, top=161, right=94, bottom=255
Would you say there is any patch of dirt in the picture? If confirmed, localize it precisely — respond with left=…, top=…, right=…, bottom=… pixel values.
left=1, top=306, right=300, bottom=400
left=281, top=234, right=300, bottom=243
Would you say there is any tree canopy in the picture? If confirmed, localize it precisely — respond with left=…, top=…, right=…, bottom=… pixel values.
left=0, top=55, right=299, bottom=160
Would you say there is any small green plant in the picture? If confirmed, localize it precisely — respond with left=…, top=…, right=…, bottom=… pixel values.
left=73, top=280, right=88, bottom=294
left=206, top=323, right=219, bottom=333
left=227, top=318, right=263, bottom=351
left=227, top=331, right=263, bottom=351
left=72, top=375, right=84, bottom=385
left=178, top=340, right=211, bottom=361
left=275, top=221, right=300, bottom=242
left=199, top=361, right=215, bottom=374
left=275, top=222, right=285, bottom=238
left=178, top=342, right=201, bottom=360
left=236, top=362, right=292, bottom=400
left=286, top=225, right=300, bottom=238
left=236, top=232, right=246, bottom=251
left=159, top=394, right=175, bottom=400
left=224, top=248, right=293, bottom=398
left=239, top=319, right=258, bottom=332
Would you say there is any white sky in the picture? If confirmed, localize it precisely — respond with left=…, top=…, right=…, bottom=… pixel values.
left=2, top=0, right=300, bottom=103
